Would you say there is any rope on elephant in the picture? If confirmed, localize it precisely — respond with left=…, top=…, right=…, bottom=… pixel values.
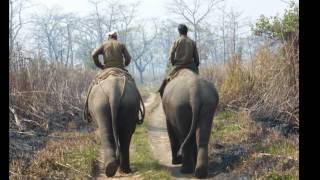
left=168, top=67, right=198, bottom=81
left=83, top=67, right=145, bottom=125
left=137, top=88, right=145, bottom=125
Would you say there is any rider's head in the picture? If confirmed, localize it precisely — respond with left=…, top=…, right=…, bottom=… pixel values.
left=178, top=24, right=188, bottom=35
left=107, top=31, right=117, bottom=40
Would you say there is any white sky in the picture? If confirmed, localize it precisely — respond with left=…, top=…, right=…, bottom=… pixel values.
left=25, top=0, right=293, bottom=21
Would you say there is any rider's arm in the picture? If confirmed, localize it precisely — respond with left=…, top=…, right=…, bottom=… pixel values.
left=122, top=44, right=132, bottom=66
left=91, top=45, right=104, bottom=69
left=193, top=42, right=199, bottom=67
left=169, top=41, right=177, bottom=65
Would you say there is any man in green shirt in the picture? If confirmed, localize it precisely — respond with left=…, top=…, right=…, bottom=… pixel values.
left=92, top=31, right=132, bottom=69
left=159, top=24, right=200, bottom=94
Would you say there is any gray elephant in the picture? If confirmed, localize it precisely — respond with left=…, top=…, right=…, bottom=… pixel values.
left=160, top=69, right=219, bottom=178
left=85, top=71, right=144, bottom=177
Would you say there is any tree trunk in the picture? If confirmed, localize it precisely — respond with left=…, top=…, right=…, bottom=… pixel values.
left=139, top=70, right=143, bottom=84
left=9, top=0, right=13, bottom=59
left=152, top=62, right=155, bottom=80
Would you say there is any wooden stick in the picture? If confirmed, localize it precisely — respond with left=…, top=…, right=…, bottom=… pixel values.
left=9, top=106, right=23, bottom=130
left=55, top=161, right=92, bottom=178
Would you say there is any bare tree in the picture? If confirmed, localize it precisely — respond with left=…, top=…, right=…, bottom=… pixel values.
left=200, top=24, right=220, bottom=63
left=115, top=2, right=140, bottom=44
left=226, top=8, right=243, bottom=59
left=32, top=9, right=61, bottom=62
left=9, top=0, right=31, bottom=59
left=88, top=0, right=108, bottom=44
left=215, top=6, right=247, bottom=63
left=62, top=15, right=78, bottom=67
left=77, top=0, right=139, bottom=69
left=167, top=0, right=223, bottom=45
left=219, top=4, right=227, bottom=64
left=31, top=7, right=79, bottom=66
left=127, top=22, right=158, bottom=84
left=157, top=20, right=178, bottom=69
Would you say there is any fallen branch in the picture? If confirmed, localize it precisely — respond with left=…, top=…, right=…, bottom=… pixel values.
left=9, top=90, right=55, bottom=96
left=9, top=170, right=19, bottom=176
left=9, top=130, right=36, bottom=136
left=21, top=118, right=42, bottom=127
left=12, top=105, right=47, bottom=121
left=9, top=106, right=23, bottom=130
left=255, top=152, right=296, bottom=160
left=55, top=161, right=92, bottom=178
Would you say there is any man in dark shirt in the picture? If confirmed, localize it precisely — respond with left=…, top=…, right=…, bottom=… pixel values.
left=159, top=24, right=200, bottom=94
left=92, top=31, right=132, bottom=69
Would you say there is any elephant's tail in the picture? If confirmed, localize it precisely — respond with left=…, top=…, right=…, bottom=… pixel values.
left=109, top=76, right=126, bottom=162
left=177, top=86, right=200, bottom=156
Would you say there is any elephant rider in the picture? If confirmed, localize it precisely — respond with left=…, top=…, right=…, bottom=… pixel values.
left=92, top=31, right=131, bottom=70
left=158, top=24, right=200, bottom=94
left=87, top=31, right=145, bottom=125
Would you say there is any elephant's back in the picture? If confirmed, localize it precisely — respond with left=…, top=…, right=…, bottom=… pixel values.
left=163, top=69, right=198, bottom=99
left=163, top=70, right=218, bottom=108
left=162, top=70, right=197, bottom=115
left=88, top=75, right=139, bottom=106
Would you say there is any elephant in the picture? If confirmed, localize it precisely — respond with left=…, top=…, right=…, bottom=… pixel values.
left=86, top=73, right=143, bottom=177
left=160, top=69, right=219, bottom=178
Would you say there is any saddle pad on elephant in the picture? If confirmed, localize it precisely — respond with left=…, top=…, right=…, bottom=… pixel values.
left=168, top=67, right=197, bottom=81
left=92, top=67, right=134, bottom=85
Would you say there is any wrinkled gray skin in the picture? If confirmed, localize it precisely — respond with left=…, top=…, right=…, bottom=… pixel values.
left=161, top=69, right=219, bottom=179
left=88, top=75, right=140, bottom=176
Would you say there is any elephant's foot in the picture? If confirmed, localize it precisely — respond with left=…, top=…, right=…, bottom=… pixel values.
left=180, top=165, right=194, bottom=174
left=105, top=160, right=119, bottom=177
left=172, top=155, right=182, bottom=164
left=195, top=166, right=208, bottom=179
left=119, top=166, right=132, bottom=174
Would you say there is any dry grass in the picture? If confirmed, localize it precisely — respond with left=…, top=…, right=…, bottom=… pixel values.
left=201, top=41, right=299, bottom=128
left=10, top=131, right=99, bottom=179
left=209, top=109, right=299, bottom=179
left=207, top=42, right=300, bottom=178
left=9, top=58, right=99, bottom=179
left=9, top=60, right=96, bottom=132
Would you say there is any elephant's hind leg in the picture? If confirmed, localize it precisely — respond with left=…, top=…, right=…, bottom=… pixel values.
left=117, top=106, right=137, bottom=174
left=118, top=127, right=133, bottom=174
left=91, top=104, right=119, bottom=177
left=195, top=107, right=215, bottom=178
left=166, top=119, right=182, bottom=165
left=180, top=134, right=196, bottom=174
